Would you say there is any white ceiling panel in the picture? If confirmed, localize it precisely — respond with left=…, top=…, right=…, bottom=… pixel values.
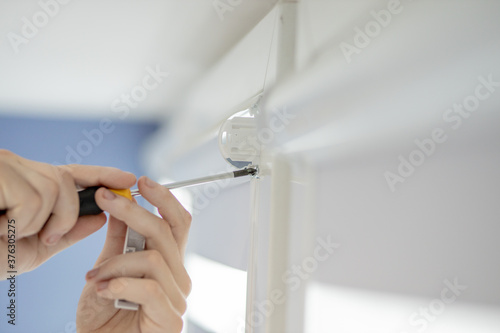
left=0, top=0, right=276, bottom=120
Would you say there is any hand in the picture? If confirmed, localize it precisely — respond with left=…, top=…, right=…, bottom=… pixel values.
left=0, top=149, right=136, bottom=280
left=77, top=176, right=192, bottom=333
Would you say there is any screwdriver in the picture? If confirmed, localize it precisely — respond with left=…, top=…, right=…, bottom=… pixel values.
left=78, top=166, right=258, bottom=216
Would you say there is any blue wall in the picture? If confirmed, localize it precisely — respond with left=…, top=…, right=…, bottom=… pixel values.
left=0, top=115, right=158, bottom=333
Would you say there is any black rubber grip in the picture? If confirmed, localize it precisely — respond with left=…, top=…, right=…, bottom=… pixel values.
left=0, top=188, right=103, bottom=217
left=78, top=186, right=103, bottom=216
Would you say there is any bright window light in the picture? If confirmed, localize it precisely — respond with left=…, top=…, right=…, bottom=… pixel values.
left=185, top=254, right=247, bottom=333
left=305, top=282, right=500, bottom=333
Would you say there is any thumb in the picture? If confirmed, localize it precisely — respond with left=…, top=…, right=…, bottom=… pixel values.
left=94, top=215, right=128, bottom=266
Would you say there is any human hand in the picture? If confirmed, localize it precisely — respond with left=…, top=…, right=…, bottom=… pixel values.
left=77, top=176, right=192, bottom=333
left=0, top=149, right=136, bottom=280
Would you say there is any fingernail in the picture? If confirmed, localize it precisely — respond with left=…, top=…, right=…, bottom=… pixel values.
left=102, top=189, right=116, bottom=200
left=47, top=234, right=61, bottom=245
left=97, top=281, right=109, bottom=291
left=86, top=268, right=99, bottom=280
left=144, top=176, right=157, bottom=188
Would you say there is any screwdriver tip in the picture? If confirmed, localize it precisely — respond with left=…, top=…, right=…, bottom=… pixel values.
left=233, top=166, right=259, bottom=178
left=246, top=166, right=259, bottom=176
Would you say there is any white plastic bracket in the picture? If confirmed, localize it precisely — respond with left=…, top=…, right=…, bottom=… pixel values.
left=114, top=227, right=145, bottom=310
left=218, top=109, right=260, bottom=168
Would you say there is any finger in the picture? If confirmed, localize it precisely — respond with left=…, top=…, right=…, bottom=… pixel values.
left=96, top=277, right=184, bottom=331
left=41, top=214, right=107, bottom=259
left=10, top=157, right=82, bottom=241
left=94, top=215, right=128, bottom=266
left=18, top=156, right=136, bottom=190
left=86, top=250, right=186, bottom=314
left=137, top=176, right=192, bottom=255
left=0, top=162, right=30, bottom=233
left=60, top=164, right=136, bottom=189
left=39, top=168, right=79, bottom=245
left=13, top=158, right=134, bottom=242
left=0, top=162, right=56, bottom=238
left=93, top=197, right=139, bottom=266
left=95, top=189, right=192, bottom=296
left=16, top=155, right=64, bottom=183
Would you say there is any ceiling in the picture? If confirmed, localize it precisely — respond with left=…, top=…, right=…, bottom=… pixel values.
left=0, top=0, right=276, bottom=121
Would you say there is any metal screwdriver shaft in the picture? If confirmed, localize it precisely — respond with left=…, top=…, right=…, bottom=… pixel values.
left=76, top=166, right=258, bottom=216
left=130, top=166, right=258, bottom=197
